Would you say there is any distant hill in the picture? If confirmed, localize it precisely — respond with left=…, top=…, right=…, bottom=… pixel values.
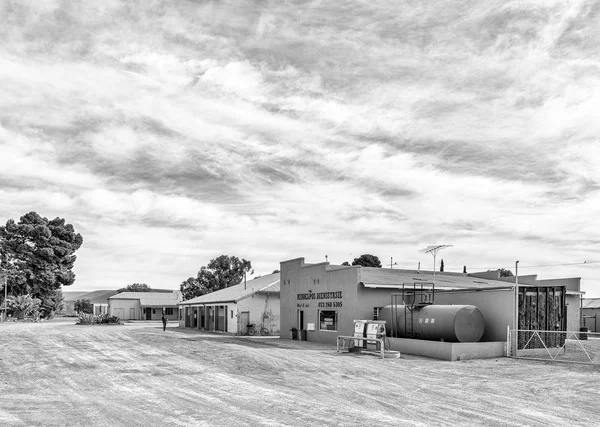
left=62, top=291, right=94, bottom=302
left=63, top=289, right=175, bottom=302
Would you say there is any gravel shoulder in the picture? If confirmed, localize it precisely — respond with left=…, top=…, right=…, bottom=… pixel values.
left=1, top=319, right=599, bottom=426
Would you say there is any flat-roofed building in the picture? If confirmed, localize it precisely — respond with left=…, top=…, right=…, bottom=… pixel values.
left=279, top=257, right=583, bottom=360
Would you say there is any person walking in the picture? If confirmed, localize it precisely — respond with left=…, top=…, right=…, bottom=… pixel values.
left=161, top=314, right=167, bottom=331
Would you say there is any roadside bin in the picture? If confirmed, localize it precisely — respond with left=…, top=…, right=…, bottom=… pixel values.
left=301, top=330, right=307, bottom=341
left=580, top=327, right=589, bottom=340
left=291, top=328, right=298, bottom=340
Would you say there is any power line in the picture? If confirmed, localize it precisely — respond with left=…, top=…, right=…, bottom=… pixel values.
left=519, top=261, right=600, bottom=269
left=387, top=260, right=600, bottom=271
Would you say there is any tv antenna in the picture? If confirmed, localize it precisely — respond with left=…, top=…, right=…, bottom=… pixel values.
left=419, top=245, right=453, bottom=283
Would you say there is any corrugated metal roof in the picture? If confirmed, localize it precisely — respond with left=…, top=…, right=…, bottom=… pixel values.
left=582, top=298, right=600, bottom=309
left=109, top=291, right=182, bottom=307
left=180, top=273, right=280, bottom=305
left=360, top=268, right=515, bottom=290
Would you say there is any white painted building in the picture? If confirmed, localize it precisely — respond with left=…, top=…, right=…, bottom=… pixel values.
left=108, top=291, right=182, bottom=321
left=179, top=273, right=280, bottom=335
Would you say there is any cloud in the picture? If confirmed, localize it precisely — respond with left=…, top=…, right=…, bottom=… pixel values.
left=1, top=0, right=599, bottom=295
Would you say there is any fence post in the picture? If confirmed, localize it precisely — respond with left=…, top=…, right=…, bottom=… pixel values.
left=506, top=325, right=511, bottom=357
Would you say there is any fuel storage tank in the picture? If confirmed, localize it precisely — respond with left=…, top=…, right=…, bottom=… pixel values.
left=379, top=305, right=485, bottom=343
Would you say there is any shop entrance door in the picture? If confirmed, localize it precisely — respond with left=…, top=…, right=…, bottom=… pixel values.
left=146, top=308, right=152, bottom=320
left=298, top=310, right=304, bottom=330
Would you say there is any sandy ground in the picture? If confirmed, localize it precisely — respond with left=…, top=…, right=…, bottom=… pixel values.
left=1, top=319, right=599, bottom=426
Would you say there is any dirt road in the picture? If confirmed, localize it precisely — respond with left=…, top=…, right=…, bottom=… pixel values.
left=1, top=319, right=599, bottom=426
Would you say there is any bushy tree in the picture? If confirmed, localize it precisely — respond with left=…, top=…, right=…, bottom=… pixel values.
left=352, top=254, right=382, bottom=268
left=180, top=277, right=201, bottom=301
left=180, top=255, right=253, bottom=301
left=341, top=261, right=350, bottom=266
left=6, top=294, right=41, bottom=319
left=40, top=289, right=64, bottom=318
left=117, top=283, right=152, bottom=293
left=440, top=259, right=444, bottom=272
left=0, top=212, right=83, bottom=317
left=74, top=299, right=93, bottom=315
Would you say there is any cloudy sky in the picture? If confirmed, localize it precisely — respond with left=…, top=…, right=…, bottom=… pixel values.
left=1, top=0, right=599, bottom=296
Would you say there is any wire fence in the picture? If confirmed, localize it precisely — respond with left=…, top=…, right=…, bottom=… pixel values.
left=508, top=329, right=600, bottom=365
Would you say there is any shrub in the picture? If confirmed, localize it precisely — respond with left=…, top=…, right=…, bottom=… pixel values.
left=93, top=314, right=121, bottom=324
left=76, top=313, right=120, bottom=325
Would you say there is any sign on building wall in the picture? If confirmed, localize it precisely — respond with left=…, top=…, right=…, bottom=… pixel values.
left=296, top=291, right=343, bottom=308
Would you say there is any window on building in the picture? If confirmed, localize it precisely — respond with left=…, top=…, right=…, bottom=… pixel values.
left=165, top=308, right=173, bottom=315
left=319, top=310, right=338, bottom=331
left=152, top=309, right=155, bottom=314
left=373, top=307, right=383, bottom=320
left=231, top=310, right=234, bottom=319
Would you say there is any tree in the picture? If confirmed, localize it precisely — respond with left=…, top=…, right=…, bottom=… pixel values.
left=440, top=259, right=444, bottom=272
left=487, top=268, right=514, bottom=277
left=351, top=254, right=382, bottom=268
left=341, top=261, right=350, bottom=266
left=0, top=212, right=83, bottom=317
left=39, top=289, right=64, bottom=318
left=463, top=266, right=467, bottom=274
left=117, top=283, right=152, bottom=293
left=6, top=294, right=41, bottom=319
left=180, top=255, right=253, bottom=301
left=180, top=277, right=201, bottom=301
left=74, top=299, right=93, bottom=315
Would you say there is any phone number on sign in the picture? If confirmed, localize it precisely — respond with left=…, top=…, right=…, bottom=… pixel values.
left=318, top=301, right=343, bottom=308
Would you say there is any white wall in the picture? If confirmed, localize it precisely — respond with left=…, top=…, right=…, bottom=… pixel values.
left=109, top=299, right=140, bottom=320
left=238, top=293, right=281, bottom=335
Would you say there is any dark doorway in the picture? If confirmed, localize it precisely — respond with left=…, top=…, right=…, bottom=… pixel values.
left=145, top=308, right=152, bottom=320
left=298, top=310, right=304, bottom=330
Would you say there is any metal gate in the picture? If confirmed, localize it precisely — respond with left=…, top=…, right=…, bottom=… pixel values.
left=508, top=329, right=600, bottom=364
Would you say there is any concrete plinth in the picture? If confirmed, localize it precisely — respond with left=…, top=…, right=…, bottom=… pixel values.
left=388, top=337, right=506, bottom=361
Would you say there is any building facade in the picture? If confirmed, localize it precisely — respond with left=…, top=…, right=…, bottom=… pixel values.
left=582, top=298, right=600, bottom=332
left=280, top=257, right=583, bottom=347
left=108, top=291, right=182, bottom=321
left=179, top=273, right=280, bottom=335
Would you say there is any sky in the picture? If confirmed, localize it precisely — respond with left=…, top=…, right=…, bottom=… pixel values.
left=1, top=0, right=599, bottom=296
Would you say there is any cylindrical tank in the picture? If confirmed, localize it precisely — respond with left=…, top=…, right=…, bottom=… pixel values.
left=379, top=305, right=485, bottom=343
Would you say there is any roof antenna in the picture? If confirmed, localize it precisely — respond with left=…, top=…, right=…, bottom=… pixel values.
left=419, top=245, right=453, bottom=284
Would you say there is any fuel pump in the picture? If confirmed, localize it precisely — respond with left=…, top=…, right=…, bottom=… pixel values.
left=366, top=321, right=386, bottom=351
left=353, top=319, right=368, bottom=349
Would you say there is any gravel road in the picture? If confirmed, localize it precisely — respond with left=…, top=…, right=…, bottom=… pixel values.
left=1, top=319, right=599, bottom=426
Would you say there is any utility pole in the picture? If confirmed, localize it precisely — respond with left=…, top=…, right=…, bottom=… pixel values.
left=513, top=260, right=519, bottom=356
left=514, top=260, right=519, bottom=329
left=388, top=257, right=397, bottom=269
